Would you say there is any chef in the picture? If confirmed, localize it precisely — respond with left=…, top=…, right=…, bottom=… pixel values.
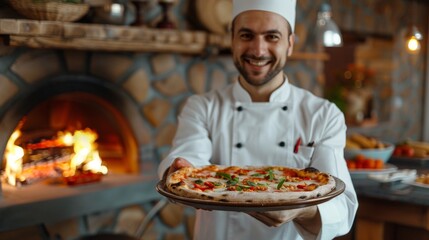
left=158, top=0, right=358, bottom=239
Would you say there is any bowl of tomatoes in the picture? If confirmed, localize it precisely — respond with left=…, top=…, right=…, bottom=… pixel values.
left=345, top=134, right=395, bottom=163
left=345, top=143, right=395, bottom=164
left=345, top=154, right=386, bottom=170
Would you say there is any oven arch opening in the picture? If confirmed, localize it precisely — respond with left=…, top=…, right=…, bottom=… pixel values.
left=0, top=74, right=147, bottom=176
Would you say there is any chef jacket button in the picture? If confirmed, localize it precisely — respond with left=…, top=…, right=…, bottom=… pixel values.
left=236, top=143, right=243, bottom=148
left=279, top=141, right=285, bottom=147
left=237, top=106, right=243, bottom=111
left=282, top=106, right=288, bottom=111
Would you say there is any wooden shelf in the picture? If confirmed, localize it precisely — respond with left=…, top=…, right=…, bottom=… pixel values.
left=0, top=19, right=328, bottom=60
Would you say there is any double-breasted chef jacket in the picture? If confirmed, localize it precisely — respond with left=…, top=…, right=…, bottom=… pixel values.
left=158, top=77, right=358, bottom=240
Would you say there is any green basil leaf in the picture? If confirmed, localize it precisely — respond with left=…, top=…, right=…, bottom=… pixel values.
left=247, top=181, right=256, bottom=186
left=268, top=169, right=275, bottom=181
left=277, top=178, right=285, bottom=190
left=251, top=173, right=263, bottom=177
left=213, top=181, right=222, bottom=186
left=216, top=172, right=231, bottom=180
left=227, top=179, right=238, bottom=185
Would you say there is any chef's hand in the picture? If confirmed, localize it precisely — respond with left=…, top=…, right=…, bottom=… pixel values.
left=247, top=206, right=321, bottom=233
left=162, top=157, right=193, bottom=180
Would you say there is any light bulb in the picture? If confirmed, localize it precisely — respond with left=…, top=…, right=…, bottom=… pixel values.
left=323, top=29, right=342, bottom=47
left=406, top=36, right=421, bottom=53
left=405, top=26, right=423, bottom=54
left=316, top=3, right=343, bottom=47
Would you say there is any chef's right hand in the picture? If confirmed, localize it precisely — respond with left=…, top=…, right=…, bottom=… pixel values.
left=163, top=157, right=193, bottom=180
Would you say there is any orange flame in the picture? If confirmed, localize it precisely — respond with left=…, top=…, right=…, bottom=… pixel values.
left=4, top=130, right=24, bottom=186
left=64, top=128, right=108, bottom=177
left=3, top=128, right=107, bottom=186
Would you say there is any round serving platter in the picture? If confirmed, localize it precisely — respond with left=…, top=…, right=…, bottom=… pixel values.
left=156, top=177, right=346, bottom=212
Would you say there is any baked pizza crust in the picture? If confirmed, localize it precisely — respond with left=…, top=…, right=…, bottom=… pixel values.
left=166, top=165, right=336, bottom=203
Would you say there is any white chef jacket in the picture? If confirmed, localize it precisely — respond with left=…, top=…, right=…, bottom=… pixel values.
left=158, top=77, right=358, bottom=240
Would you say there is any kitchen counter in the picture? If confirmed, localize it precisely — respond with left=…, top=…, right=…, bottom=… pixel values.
left=351, top=165, right=429, bottom=240
left=353, top=177, right=429, bottom=207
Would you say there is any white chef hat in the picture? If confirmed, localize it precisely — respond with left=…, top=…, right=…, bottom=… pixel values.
left=232, top=0, right=296, bottom=32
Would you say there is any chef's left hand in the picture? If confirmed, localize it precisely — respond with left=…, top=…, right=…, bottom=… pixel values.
left=247, top=206, right=320, bottom=232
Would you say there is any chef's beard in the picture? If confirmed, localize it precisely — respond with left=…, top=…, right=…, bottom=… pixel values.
left=234, top=55, right=285, bottom=87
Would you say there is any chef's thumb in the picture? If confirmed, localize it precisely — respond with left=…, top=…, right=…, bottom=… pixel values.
left=163, top=158, right=193, bottom=180
left=172, top=157, right=192, bottom=170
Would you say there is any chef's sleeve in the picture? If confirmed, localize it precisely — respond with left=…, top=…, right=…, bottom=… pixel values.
left=158, top=95, right=213, bottom=179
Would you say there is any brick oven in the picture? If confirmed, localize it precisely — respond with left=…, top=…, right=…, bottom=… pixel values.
left=0, top=48, right=185, bottom=239
left=0, top=75, right=142, bottom=176
left=0, top=48, right=158, bottom=182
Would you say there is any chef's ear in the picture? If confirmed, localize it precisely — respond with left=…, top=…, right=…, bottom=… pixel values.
left=287, top=33, right=295, bottom=57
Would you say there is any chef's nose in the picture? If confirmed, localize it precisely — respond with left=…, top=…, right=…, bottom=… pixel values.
left=249, top=37, right=268, bottom=57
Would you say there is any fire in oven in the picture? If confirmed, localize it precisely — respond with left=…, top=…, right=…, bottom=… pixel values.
left=4, top=125, right=108, bottom=187
left=0, top=78, right=142, bottom=189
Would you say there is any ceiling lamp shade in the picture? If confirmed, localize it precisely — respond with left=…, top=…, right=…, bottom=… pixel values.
left=316, top=3, right=342, bottom=47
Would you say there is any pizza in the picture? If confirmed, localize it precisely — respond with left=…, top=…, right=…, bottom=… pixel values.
left=165, top=165, right=336, bottom=203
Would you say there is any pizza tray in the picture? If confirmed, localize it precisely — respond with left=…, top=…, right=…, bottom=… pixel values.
left=156, top=177, right=346, bottom=212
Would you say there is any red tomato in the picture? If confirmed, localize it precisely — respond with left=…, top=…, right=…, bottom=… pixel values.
left=346, top=160, right=356, bottom=170
left=401, top=146, right=415, bottom=157
left=393, top=146, right=403, bottom=156
left=374, top=159, right=384, bottom=169
left=355, top=161, right=363, bottom=169
left=363, top=159, right=376, bottom=169
left=355, top=154, right=366, bottom=163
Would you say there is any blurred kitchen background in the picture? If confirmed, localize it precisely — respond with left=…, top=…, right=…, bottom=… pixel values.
left=0, top=0, right=428, bottom=239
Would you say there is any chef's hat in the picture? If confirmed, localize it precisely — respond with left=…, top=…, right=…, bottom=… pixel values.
left=232, top=0, right=296, bottom=32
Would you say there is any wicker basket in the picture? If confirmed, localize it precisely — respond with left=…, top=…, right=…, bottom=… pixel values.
left=9, top=0, right=90, bottom=22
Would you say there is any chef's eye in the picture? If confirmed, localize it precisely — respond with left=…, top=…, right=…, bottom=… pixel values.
left=266, top=34, right=280, bottom=42
left=240, top=33, right=253, bottom=41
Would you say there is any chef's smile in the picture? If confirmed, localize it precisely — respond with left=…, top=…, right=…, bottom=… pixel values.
left=244, top=56, right=272, bottom=67
left=241, top=54, right=275, bottom=79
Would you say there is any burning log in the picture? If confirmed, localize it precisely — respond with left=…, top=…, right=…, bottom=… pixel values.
left=63, top=171, right=104, bottom=186
left=2, top=128, right=108, bottom=187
